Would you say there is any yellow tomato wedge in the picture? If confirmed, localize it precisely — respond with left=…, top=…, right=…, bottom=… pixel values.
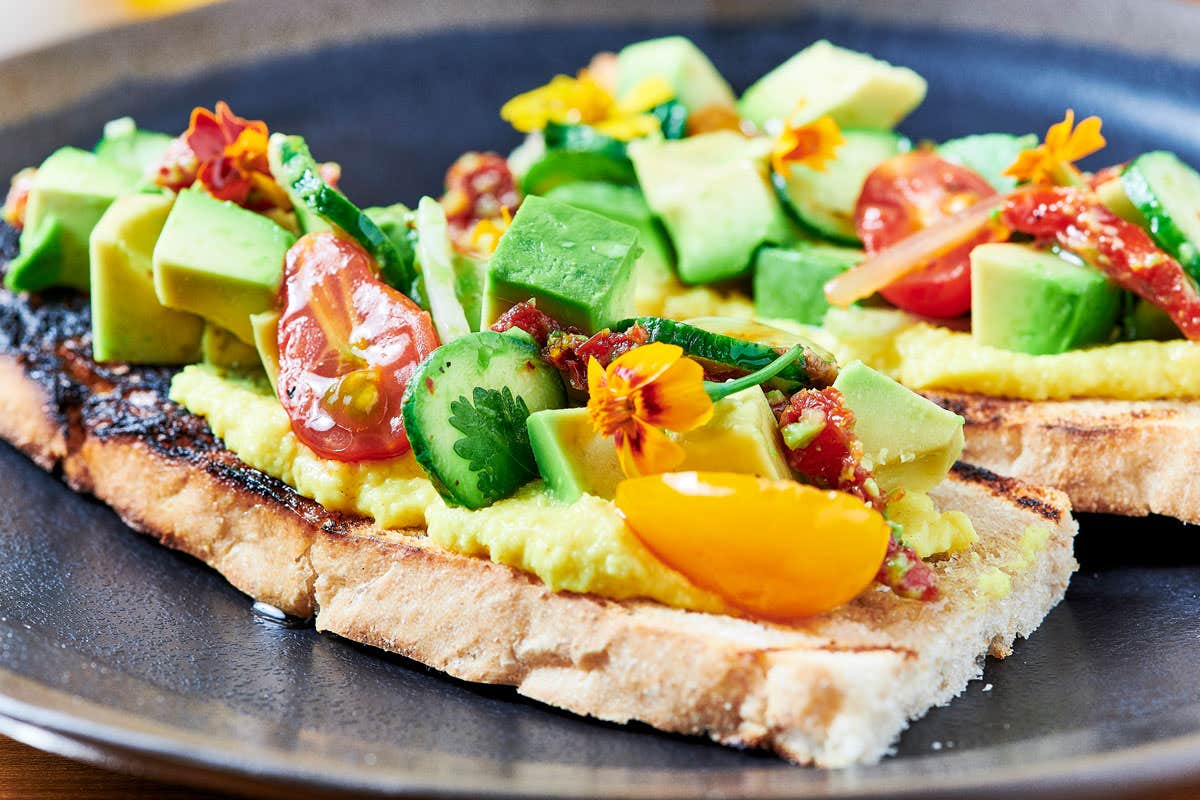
left=615, top=472, right=891, bottom=620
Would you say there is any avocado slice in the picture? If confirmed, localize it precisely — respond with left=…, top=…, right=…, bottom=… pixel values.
left=738, top=40, right=926, bottom=130
left=970, top=243, right=1122, bottom=355
left=6, top=147, right=143, bottom=293
left=629, top=132, right=792, bottom=285
left=201, top=323, right=262, bottom=370
left=482, top=195, right=640, bottom=333
left=528, top=387, right=790, bottom=504
left=616, top=36, right=736, bottom=112
left=153, top=189, right=295, bottom=344
left=832, top=361, right=964, bottom=494
left=754, top=244, right=862, bottom=326
left=89, top=192, right=205, bottom=364
left=249, top=310, right=282, bottom=390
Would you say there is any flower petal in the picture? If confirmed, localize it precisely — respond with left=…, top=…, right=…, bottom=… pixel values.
left=1044, top=109, right=1074, bottom=154
left=616, top=75, right=675, bottom=115
left=1064, top=115, right=1105, bottom=162
left=607, top=341, right=684, bottom=391
left=593, top=113, right=662, bottom=142
left=615, top=419, right=686, bottom=477
left=632, top=356, right=713, bottom=432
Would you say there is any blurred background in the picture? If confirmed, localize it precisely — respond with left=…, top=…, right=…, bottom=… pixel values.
left=1, top=0, right=222, bottom=57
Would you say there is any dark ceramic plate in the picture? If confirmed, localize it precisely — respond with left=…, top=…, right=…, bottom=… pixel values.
left=2, top=3, right=1200, bottom=797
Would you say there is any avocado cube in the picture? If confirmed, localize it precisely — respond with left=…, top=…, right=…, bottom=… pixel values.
left=754, top=245, right=862, bottom=325
left=7, top=147, right=143, bottom=293
left=617, top=36, right=737, bottom=112
left=153, top=189, right=295, bottom=343
left=201, top=323, right=262, bottom=370
left=970, top=243, right=1122, bottom=356
left=832, top=361, right=964, bottom=493
left=739, top=40, right=927, bottom=129
left=89, top=193, right=205, bottom=364
left=527, top=388, right=789, bottom=504
left=630, top=132, right=792, bottom=284
left=93, top=117, right=173, bottom=177
left=483, top=195, right=639, bottom=333
left=250, top=310, right=282, bottom=390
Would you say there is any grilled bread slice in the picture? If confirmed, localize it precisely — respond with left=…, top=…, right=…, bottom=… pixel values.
left=928, top=391, right=1200, bottom=523
left=0, top=283, right=1077, bottom=766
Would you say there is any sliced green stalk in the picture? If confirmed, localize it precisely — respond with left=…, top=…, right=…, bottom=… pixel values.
left=415, top=196, right=471, bottom=342
left=705, top=345, right=805, bottom=402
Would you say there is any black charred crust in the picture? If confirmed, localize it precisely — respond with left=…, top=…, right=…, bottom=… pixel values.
left=950, top=461, right=1063, bottom=523
left=0, top=224, right=352, bottom=534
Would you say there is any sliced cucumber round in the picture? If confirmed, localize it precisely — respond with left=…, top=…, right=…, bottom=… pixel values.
left=773, top=129, right=911, bottom=244
left=617, top=316, right=837, bottom=388
left=937, top=133, right=1037, bottom=192
left=1122, top=151, right=1200, bottom=281
left=402, top=331, right=567, bottom=509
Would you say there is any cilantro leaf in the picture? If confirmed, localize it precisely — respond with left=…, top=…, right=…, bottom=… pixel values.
left=448, top=386, right=538, bottom=502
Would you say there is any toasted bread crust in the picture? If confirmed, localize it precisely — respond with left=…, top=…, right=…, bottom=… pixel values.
left=929, top=391, right=1200, bottom=522
left=0, top=280, right=1078, bottom=766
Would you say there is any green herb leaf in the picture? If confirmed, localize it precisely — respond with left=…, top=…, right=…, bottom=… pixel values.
left=448, top=386, right=537, bottom=501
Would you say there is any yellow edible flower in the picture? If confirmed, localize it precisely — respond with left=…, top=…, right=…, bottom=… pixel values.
left=500, top=73, right=673, bottom=142
left=467, top=205, right=512, bottom=256
left=587, top=343, right=714, bottom=477
left=1004, top=109, right=1106, bottom=186
left=771, top=115, right=845, bottom=177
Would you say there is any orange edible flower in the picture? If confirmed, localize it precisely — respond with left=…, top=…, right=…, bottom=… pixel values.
left=155, top=101, right=289, bottom=210
left=587, top=343, right=714, bottom=478
left=771, top=115, right=844, bottom=177
left=1004, top=109, right=1106, bottom=186
left=467, top=205, right=512, bottom=255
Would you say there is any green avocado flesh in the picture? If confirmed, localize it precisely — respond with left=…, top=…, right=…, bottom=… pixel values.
left=753, top=244, right=862, bottom=326
left=832, top=361, right=964, bottom=494
left=616, top=36, right=736, bottom=112
left=6, top=147, right=143, bottom=293
left=970, top=243, right=1122, bottom=355
left=152, top=189, right=295, bottom=344
left=629, top=131, right=791, bottom=285
left=89, top=192, right=204, bottom=364
left=93, top=117, right=173, bottom=177
left=483, top=195, right=640, bottom=333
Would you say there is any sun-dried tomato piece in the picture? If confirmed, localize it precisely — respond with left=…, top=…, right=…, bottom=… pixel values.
left=875, top=532, right=939, bottom=601
left=776, top=387, right=881, bottom=510
left=442, top=151, right=520, bottom=252
left=489, top=301, right=568, bottom=346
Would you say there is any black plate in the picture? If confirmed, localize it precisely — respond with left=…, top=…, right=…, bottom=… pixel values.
left=2, top=4, right=1200, bottom=797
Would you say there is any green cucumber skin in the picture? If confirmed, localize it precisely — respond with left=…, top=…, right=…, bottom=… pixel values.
left=1122, top=152, right=1200, bottom=281
left=274, top=136, right=420, bottom=298
left=402, top=332, right=567, bottom=509
left=773, top=129, right=911, bottom=245
left=619, top=316, right=819, bottom=388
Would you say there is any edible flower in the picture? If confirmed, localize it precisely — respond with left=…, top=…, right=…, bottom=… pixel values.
left=154, top=101, right=290, bottom=210
left=500, top=73, right=673, bottom=142
left=467, top=205, right=512, bottom=255
left=771, top=115, right=844, bottom=177
left=2, top=167, right=35, bottom=229
left=1004, top=109, right=1106, bottom=187
left=586, top=343, right=714, bottom=477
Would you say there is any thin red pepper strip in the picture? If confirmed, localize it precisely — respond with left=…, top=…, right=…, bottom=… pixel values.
left=1001, top=186, right=1200, bottom=339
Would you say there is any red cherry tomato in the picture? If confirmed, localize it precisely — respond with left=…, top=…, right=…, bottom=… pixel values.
left=855, top=151, right=1000, bottom=317
left=276, top=232, right=439, bottom=461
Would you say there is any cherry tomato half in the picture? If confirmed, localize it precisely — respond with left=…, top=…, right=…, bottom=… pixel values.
left=276, top=232, right=439, bottom=461
left=855, top=151, right=1000, bottom=317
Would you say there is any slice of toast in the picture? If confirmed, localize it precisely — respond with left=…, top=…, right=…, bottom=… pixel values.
left=0, top=284, right=1078, bottom=766
left=928, top=390, right=1200, bottom=523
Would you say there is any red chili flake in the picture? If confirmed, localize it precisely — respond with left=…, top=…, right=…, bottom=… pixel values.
left=776, top=387, right=882, bottom=510
left=875, top=532, right=939, bottom=601
left=442, top=151, right=520, bottom=252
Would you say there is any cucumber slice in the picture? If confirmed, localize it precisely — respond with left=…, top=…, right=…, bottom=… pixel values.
left=542, top=123, right=628, bottom=160
left=268, top=133, right=419, bottom=298
left=617, top=316, right=836, bottom=388
left=773, top=129, right=910, bottom=243
left=937, top=133, right=1036, bottom=192
left=402, top=331, right=567, bottom=509
left=414, top=197, right=470, bottom=342
left=651, top=100, right=688, bottom=140
left=1122, top=151, right=1200, bottom=281
left=519, top=150, right=637, bottom=196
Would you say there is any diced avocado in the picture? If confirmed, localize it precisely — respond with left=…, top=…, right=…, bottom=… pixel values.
left=93, top=117, right=173, bottom=178
left=89, top=193, right=204, bottom=364
left=482, top=195, right=640, bottom=333
left=970, top=243, right=1121, bottom=355
left=527, top=387, right=789, bottom=504
left=201, top=324, right=261, bottom=370
left=738, top=40, right=926, bottom=130
left=1096, top=177, right=1148, bottom=226
left=542, top=181, right=676, bottom=307
left=6, top=147, right=143, bottom=293
left=519, top=150, right=636, bottom=196
left=250, top=310, right=282, bottom=390
left=629, top=132, right=791, bottom=284
left=753, top=244, right=862, bottom=325
left=937, top=133, right=1037, bottom=192
left=617, top=36, right=736, bottom=112
left=1122, top=297, right=1180, bottom=341
left=153, top=189, right=295, bottom=344
left=832, top=361, right=964, bottom=493
left=528, top=407, right=624, bottom=503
